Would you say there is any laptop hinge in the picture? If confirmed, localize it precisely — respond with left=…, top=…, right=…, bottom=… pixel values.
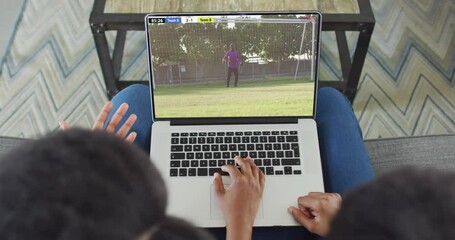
left=169, top=117, right=299, bottom=126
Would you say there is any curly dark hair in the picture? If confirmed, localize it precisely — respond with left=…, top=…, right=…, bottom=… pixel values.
left=328, top=167, right=455, bottom=240
left=0, top=129, right=169, bottom=239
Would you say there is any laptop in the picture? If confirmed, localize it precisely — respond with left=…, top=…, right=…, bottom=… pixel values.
left=146, top=11, right=324, bottom=227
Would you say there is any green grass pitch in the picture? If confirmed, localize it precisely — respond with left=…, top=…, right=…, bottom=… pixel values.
left=153, top=77, right=315, bottom=118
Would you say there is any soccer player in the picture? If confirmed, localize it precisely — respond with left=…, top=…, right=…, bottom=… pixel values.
left=223, top=43, right=241, bottom=87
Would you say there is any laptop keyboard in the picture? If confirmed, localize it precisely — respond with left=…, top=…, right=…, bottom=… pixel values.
left=169, top=131, right=302, bottom=177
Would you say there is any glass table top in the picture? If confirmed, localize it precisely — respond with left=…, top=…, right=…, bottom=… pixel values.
left=105, top=0, right=360, bottom=14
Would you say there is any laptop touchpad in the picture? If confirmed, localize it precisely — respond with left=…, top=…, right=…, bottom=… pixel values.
left=210, top=184, right=264, bottom=220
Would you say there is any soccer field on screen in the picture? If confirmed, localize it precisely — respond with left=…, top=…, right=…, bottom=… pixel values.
left=153, top=77, right=315, bottom=118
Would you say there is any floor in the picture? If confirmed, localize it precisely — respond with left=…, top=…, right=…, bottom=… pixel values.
left=0, top=0, right=453, bottom=139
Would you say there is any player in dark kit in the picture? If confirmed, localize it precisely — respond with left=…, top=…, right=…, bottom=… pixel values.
left=223, top=43, right=241, bottom=87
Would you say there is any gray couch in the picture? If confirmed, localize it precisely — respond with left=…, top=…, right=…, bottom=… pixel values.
left=364, top=135, right=455, bottom=175
left=1, top=135, right=454, bottom=175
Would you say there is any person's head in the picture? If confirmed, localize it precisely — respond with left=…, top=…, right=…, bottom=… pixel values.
left=229, top=43, right=235, bottom=50
left=328, top=167, right=455, bottom=240
left=0, top=129, right=213, bottom=240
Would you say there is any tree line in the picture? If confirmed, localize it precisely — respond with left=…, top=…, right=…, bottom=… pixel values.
left=149, top=15, right=315, bottom=66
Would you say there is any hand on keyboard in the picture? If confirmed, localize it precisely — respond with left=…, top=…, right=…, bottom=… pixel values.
left=213, top=156, right=265, bottom=240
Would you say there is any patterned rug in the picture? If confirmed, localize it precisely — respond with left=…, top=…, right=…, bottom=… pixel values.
left=0, top=0, right=454, bottom=139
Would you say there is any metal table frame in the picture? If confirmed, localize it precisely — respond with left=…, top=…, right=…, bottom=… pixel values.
left=90, top=0, right=375, bottom=102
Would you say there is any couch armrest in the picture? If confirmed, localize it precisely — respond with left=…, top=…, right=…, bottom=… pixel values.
left=364, top=135, right=455, bottom=175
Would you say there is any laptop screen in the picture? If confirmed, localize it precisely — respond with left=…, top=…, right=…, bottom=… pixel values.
left=146, top=12, right=321, bottom=120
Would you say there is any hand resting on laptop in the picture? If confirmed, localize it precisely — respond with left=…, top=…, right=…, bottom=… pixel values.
left=288, top=192, right=342, bottom=236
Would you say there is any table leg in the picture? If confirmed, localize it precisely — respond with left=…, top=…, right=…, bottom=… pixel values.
left=92, top=23, right=118, bottom=99
left=345, top=24, right=374, bottom=102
